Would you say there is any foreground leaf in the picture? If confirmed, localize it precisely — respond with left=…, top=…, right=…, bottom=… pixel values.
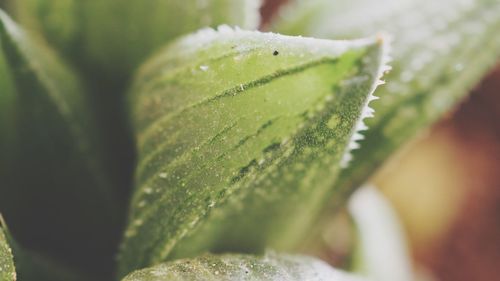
left=119, top=26, right=389, bottom=276
left=122, top=252, right=366, bottom=281
left=273, top=0, right=500, bottom=202
left=12, top=0, right=262, bottom=79
left=0, top=9, right=119, bottom=275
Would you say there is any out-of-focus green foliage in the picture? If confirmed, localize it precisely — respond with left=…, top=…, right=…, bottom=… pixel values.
left=12, top=0, right=261, bottom=80
left=0, top=9, right=120, bottom=277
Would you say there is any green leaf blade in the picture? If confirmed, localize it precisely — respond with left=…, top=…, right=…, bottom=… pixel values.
left=119, top=27, right=389, bottom=276
left=273, top=0, right=500, bottom=199
left=121, top=252, right=366, bottom=281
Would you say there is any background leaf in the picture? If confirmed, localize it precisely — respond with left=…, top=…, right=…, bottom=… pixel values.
left=273, top=0, right=500, bottom=208
left=348, top=186, right=413, bottom=281
left=121, top=252, right=367, bottom=281
left=118, top=26, right=389, bottom=276
left=11, top=0, right=262, bottom=80
left=0, top=10, right=120, bottom=278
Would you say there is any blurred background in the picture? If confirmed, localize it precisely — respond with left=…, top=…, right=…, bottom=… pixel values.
left=262, top=1, right=500, bottom=280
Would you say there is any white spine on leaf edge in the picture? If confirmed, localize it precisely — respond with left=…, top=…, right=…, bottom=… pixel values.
left=341, top=33, right=393, bottom=168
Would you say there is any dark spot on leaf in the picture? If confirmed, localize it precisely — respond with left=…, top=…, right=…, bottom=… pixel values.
left=231, top=159, right=258, bottom=184
left=263, top=142, right=281, bottom=153
left=273, top=50, right=279, bottom=56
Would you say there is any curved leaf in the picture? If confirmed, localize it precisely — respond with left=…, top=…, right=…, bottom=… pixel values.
left=273, top=0, right=500, bottom=204
left=121, top=252, right=367, bottom=281
left=0, top=9, right=119, bottom=275
left=12, top=0, right=262, bottom=79
left=119, top=26, right=389, bottom=276
left=348, top=186, right=413, bottom=281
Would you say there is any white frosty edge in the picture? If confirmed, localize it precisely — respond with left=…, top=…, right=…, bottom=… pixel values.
left=137, top=24, right=385, bottom=81
left=178, top=25, right=384, bottom=58
left=280, top=253, right=370, bottom=281
left=340, top=33, right=393, bottom=168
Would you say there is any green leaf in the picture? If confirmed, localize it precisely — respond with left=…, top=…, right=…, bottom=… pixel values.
left=119, top=26, right=389, bottom=276
left=12, top=0, right=262, bottom=80
left=0, top=221, right=16, bottom=281
left=121, top=252, right=367, bottom=281
left=0, top=217, right=88, bottom=281
left=0, top=9, right=120, bottom=276
left=273, top=0, right=500, bottom=202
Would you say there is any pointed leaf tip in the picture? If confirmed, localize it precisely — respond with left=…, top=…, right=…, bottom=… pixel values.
left=273, top=0, right=500, bottom=193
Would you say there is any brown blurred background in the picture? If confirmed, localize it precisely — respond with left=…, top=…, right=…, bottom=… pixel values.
left=261, top=1, right=500, bottom=280
left=375, top=67, right=500, bottom=281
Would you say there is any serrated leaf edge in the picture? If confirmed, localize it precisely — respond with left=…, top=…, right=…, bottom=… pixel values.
left=340, top=33, right=393, bottom=168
